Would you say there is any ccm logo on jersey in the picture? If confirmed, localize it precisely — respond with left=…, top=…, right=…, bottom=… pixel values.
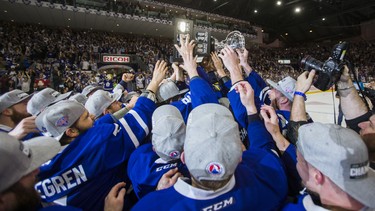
left=155, top=163, right=178, bottom=172
left=201, top=197, right=234, bottom=211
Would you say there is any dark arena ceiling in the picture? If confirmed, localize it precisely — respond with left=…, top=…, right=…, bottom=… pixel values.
left=1, top=0, right=374, bottom=44
left=156, top=0, right=375, bottom=43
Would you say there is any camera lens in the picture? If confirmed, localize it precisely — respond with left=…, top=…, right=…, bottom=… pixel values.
left=301, top=55, right=324, bottom=72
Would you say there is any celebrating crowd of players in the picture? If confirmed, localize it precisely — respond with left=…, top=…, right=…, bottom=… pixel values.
left=0, top=33, right=374, bottom=211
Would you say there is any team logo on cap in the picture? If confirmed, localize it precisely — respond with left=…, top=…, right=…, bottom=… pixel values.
left=206, top=162, right=224, bottom=176
left=169, top=150, right=180, bottom=159
left=56, top=116, right=69, bottom=127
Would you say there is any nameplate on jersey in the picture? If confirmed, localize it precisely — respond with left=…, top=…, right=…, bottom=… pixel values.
left=36, top=164, right=88, bottom=198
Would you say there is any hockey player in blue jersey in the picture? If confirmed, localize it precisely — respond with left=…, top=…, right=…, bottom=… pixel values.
left=34, top=60, right=168, bottom=211
left=132, top=85, right=288, bottom=210
left=0, top=89, right=42, bottom=140
left=84, top=89, right=123, bottom=119
left=127, top=105, right=189, bottom=199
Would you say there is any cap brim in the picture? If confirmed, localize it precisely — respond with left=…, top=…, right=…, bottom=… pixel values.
left=52, top=91, right=73, bottom=104
left=178, top=88, right=189, bottom=96
left=266, top=79, right=293, bottom=102
left=23, top=136, right=61, bottom=175
left=16, top=93, right=34, bottom=105
left=112, top=92, right=122, bottom=103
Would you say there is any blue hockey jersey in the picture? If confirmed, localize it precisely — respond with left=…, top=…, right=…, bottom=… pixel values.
left=171, top=77, right=219, bottom=123
left=132, top=114, right=288, bottom=210
left=127, top=143, right=190, bottom=199
left=35, top=97, right=156, bottom=211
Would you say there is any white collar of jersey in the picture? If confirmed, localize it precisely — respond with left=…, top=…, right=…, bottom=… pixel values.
left=154, top=157, right=169, bottom=164
left=174, top=175, right=235, bottom=200
left=58, top=144, right=69, bottom=154
left=302, top=194, right=329, bottom=211
left=0, top=124, right=12, bottom=132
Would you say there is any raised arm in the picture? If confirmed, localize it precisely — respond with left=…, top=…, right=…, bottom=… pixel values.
left=174, top=34, right=198, bottom=79
left=337, top=66, right=369, bottom=119
left=219, top=46, right=243, bottom=85
left=174, top=34, right=218, bottom=107
left=290, top=70, right=316, bottom=122
left=287, top=70, right=315, bottom=145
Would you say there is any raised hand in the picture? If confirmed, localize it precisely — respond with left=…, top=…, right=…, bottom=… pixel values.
left=235, top=81, right=257, bottom=115
left=146, top=60, right=168, bottom=93
left=219, top=46, right=243, bottom=84
left=337, top=65, right=352, bottom=89
left=210, top=52, right=227, bottom=78
left=210, top=52, right=224, bottom=71
left=9, top=116, right=39, bottom=140
left=260, top=105, right=290, bottom=152
left=174, top=34, right=198, bottom=78
left=260, top=105, right=280, bottom=136
left=236, top=47, right=249, bottom=67
left=295, top=70, right=316, bottom=93
left=122, top=73, right=134, bottom=82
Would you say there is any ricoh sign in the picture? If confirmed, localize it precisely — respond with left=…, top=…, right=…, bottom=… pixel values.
left=102, top=55, right=130, bottom=63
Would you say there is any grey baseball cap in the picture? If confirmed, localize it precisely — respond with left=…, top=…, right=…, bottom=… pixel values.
left=266, top=76, right=296, bottom=102
left=152, top=105, right=185, bottom=162
left=0, top=132, right=60, bottom=192
left=81, top=85, right=102, bottom=97
left=297, top=123, right=375, bottom=208
left=184, top=103, right=242, bottom=182
left=27, top=88, right=73, bottom=116
left=85, top=90, right=121, bottom=118
left=156, top=80, right=189, bottom=102
left=0, top=89, right=32, bottom=113
left=36, top=100, right=86, bottom=138
left=69, top=93, right=88, bottom=105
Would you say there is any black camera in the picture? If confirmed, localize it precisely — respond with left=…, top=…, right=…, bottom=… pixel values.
left=300, top=42, right=349, bottom=91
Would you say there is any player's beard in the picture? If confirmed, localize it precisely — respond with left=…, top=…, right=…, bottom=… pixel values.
left=10, top=108, right=31, bottom=125
left=5, top=182, right=41, bottom=211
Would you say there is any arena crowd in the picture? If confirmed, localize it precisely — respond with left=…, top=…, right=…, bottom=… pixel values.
left=0, top=20, right=374, bottom=211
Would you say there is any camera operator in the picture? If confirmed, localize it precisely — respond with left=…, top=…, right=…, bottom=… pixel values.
left=337, top=65, right=375, bottom=168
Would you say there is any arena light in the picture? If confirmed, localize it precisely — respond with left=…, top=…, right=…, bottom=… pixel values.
left=173, top=18, right=194, bottom=61
left=178, top=21, right=187, bottom=33
left=276, top=1, right=282, bottom=6
left=295, top=7, right=301, bottom=13
left=322, top=17, right=326, bottom=21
